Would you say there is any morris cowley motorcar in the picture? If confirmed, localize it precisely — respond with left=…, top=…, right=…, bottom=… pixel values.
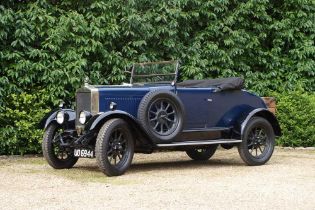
left=40, top=61, right=281, bottom=176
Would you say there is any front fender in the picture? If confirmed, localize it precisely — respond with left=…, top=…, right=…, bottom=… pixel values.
left=240, top=108, right=281, bottom=138
left=39, top=109, right=76, bottom=129
left=86, top=110, right=138, bottom=131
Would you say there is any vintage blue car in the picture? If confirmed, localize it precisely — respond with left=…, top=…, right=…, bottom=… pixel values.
left=41, top=61, right=281, bottom=176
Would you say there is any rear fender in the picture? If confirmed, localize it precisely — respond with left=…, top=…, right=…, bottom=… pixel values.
left=240, top=108, right=281, bottom=138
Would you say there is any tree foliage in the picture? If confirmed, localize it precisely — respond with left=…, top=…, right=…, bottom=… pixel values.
left=0, top=0, right=314, bottom=154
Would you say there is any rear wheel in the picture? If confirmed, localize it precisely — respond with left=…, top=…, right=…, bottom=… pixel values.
left=238, top=117, right=275, bottom=166
left=95, top=119, right=134, bottom=176
left=186, top=145, right=218, bottom=161
left=42, top=124, right=78, bottom=169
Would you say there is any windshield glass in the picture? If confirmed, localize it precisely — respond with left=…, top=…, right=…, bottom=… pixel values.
left=130, top=61, right=178, bottom=84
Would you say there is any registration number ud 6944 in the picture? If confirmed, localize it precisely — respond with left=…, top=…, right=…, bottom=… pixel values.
left=74, top=149, right=94, bottom=158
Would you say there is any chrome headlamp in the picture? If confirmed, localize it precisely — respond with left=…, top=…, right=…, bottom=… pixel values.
left=79, top=111, right=91, bottom=124
left=56, top=111, right=65, bottom=124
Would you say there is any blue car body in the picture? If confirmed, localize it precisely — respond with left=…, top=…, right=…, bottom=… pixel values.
left=43, top=83, right=280, bottom=147
left=41, top=61, right=281, bottom=150
left=95, top=85, right=266, bottom=130
left=41, top=61, right=282, bottom=176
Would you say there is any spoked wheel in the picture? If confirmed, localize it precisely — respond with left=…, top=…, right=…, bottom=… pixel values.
left=96, top=118, right=134, bottom=176
left=138, top=90, right=184, bottom=142
left=42, top=124, right=78, bottom=169
left=148, top=98, right=179, bottom=136
left=238, top=117, right=275, bottom=166
left=186, top=145, right=218, bottom=161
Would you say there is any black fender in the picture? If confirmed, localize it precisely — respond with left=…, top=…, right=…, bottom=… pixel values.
left=85, top=110, right=153, bottom=144
left=39, top=109, right=76, bottom=129
left=240, top=108, right=281, bottom=138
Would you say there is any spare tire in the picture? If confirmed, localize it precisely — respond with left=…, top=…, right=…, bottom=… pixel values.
left=137, top=90, right=185, bottom=143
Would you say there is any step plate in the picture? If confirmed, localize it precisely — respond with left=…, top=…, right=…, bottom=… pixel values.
left=156, top=139, right=242, bottom=147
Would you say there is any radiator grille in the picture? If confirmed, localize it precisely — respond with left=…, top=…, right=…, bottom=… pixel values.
left=76, top=91, right=91, bottom=126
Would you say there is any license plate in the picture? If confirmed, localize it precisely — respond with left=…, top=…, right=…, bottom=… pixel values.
left=74, top=149, right=94, bottom=158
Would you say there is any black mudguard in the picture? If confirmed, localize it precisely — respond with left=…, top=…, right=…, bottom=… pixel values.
left=39, top=109, right=76, bottom=130
left=237, top=108, right=281, bottom=139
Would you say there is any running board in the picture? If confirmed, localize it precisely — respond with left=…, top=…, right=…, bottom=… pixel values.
left=156, top=139, right=242, bottom=147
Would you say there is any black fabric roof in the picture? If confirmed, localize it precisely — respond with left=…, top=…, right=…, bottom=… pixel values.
left=177, top=77, right=244, bottom=91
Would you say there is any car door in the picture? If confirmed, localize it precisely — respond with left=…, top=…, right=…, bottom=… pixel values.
left=176, top=87, right=211, bottom=130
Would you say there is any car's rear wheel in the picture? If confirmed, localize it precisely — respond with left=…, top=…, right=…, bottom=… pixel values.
left=186, top=145, right=218, bottom=161
left=238, top=117, right=275, bottom=165
left=138, top=90, right=184, bottom=143
left=95, top=118, right=134, bottom=176
left=42, top=123, right=78, bottom=169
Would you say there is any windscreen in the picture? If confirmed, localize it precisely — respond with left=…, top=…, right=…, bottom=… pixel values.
left=131, top=61, right=178, bottom=84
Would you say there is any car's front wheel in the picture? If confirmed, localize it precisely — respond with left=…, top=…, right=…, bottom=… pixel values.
left=238, top=117, right=275, bottom=165
left=42, top=124, right=78, bottom=169
left=186, top=145, right=218, bottom=161
left=95, top=118, right=134, bottom=176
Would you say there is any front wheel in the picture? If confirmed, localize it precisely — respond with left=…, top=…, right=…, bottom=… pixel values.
left=42, top=124, right=78, bottom=169
left=186, top=145, right=218, bottom=161
left=95, top=118, right=134, bottom=176
left=238, top=117, right=275, bottom=166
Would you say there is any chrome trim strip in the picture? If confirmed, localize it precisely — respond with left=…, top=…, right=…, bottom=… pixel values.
left=84, top=85, right=99, bottom=115
left=156, top=139, right=242, bottom=147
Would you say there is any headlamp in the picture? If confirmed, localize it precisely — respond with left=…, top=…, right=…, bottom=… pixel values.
left=56, top=111, right=65, bottom=124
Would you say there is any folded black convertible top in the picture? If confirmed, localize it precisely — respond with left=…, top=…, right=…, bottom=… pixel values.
left=177, top=77, right=244, bottom=91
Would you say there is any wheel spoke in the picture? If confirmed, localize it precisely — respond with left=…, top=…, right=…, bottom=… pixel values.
left=160, top=101, right=164, bottom=109
left=164, top=122, right=171, bottom=129
left=153, top=122, right=159, bottom=129
left=167, top=111, right=175, bottom=116
left=118, top=153, right=122, bottom=160
left=258, top=145, right=263, bottom=154
left=120, top=138, right=127, bottom=145
left=165, top=117, right=174, bottom=123
left=109, top=154, right=113, bottom=163
left=247, top=141, right=254, bottom=147
left=149, top=110, right=156, bottom=115
left=160, top=123, right=164, bottom=132
left=164, top=103, right=170, bottom=111
left=114, top=155, right=117, bottom=165
left=107, top=149, right=113, bottom=155
left=150, top=117, right=158, bottom=121
left=118, top=133, right=123, bottom=141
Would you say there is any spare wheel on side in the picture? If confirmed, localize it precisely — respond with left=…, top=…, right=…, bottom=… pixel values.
left=137, top=90, right=185, bottom=143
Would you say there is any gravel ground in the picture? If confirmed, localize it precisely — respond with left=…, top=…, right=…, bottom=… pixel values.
left=0, top=147, right=314, bottom=210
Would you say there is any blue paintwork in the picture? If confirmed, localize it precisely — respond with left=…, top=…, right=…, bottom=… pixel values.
left=97, top=86, right=174, bottom=118
left=94, top=84, right=267, bottom=132
left=176, top=87, right=266, bottom=129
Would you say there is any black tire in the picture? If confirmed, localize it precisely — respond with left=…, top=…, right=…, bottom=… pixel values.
left=186, top=145, right=218, bottom=161
left=95, top=118, right=134, bottom=176
left=138, top=90, right=185, bottom=143
left=42, top=123, right=78, bottom=169
left=238, top=117, right=275, bottom=166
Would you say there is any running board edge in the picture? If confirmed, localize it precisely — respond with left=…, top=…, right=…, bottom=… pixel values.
left=156, top=139, right=242, bottom=147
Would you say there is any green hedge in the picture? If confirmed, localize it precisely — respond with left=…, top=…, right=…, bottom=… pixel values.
left=0, top=0, right=314, bottom=154
left=274, top=90, right=315, bottom=147
left=0, top=92, right=50, bottom=155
